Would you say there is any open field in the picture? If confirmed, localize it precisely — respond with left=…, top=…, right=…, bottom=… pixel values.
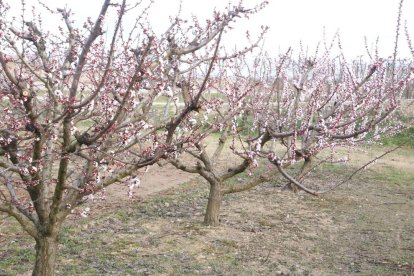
left=0, top=144, right=413, bottom=275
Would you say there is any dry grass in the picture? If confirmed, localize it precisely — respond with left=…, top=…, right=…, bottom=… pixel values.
left=0, top=146, right=413, bottom=275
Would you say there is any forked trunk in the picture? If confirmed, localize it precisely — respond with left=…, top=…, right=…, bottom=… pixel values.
left=32, top=234, right=58, bottom=276
left=204, top=182, right=223, bottom=226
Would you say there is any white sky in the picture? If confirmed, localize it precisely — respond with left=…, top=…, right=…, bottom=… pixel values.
left=6, top=0, right=414, bottom=59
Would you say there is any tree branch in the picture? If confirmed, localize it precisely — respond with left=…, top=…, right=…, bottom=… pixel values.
left=222, top=169, right=279, bottom=194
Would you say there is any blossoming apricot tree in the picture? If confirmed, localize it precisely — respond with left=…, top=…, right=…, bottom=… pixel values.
left=0, top=0, right=267, bottom=274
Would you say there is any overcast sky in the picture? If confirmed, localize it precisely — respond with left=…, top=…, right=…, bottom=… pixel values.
left=6, top=0, right=414, bottom=58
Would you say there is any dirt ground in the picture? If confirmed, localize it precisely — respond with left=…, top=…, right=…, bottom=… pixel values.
left=98, top=163, right=196, bottom=208
left=0, top=145, right=413, bottom=275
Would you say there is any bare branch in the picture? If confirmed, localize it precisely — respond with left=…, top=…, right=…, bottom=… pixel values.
left=272, top=145, right=403, bottom=196
left=69, top=0, right=111, bottom=99
left=169, top=158, right=198, bottom=174
left=222, top=169, right=278, bottom=194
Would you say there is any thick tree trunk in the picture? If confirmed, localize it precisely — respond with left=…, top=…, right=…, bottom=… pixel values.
left=204, top=182, right=223, bottom=226
left=32, top=234, right=58, bottom=276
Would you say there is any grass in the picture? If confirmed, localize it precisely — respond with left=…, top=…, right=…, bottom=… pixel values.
left=0, top=147, right=413, bottom=275
left=368, top=164, right=414, bottom=186
left=381, top=126, right=414, bottom=148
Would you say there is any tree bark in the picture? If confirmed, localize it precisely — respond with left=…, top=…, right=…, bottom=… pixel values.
left=204, top=182, right=223, bottom=226
left=32, top=234, right=59, bottom=276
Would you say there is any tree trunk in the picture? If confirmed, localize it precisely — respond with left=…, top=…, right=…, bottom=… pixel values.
left=204, top=182, right=223, bottom=226
left=32, top=234, right=58, bottom=276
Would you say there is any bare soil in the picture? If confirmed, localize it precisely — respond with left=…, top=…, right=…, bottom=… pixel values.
left=99, top=163, right=195, bottom=208
left=0, top=145, right=413, bottom=275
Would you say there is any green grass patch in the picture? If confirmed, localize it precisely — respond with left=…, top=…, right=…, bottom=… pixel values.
left=369, top=165, right=414, bottom=186
left=0, top=239, right=34, bottom=274
left=381, top=127, right=414, bottom=148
